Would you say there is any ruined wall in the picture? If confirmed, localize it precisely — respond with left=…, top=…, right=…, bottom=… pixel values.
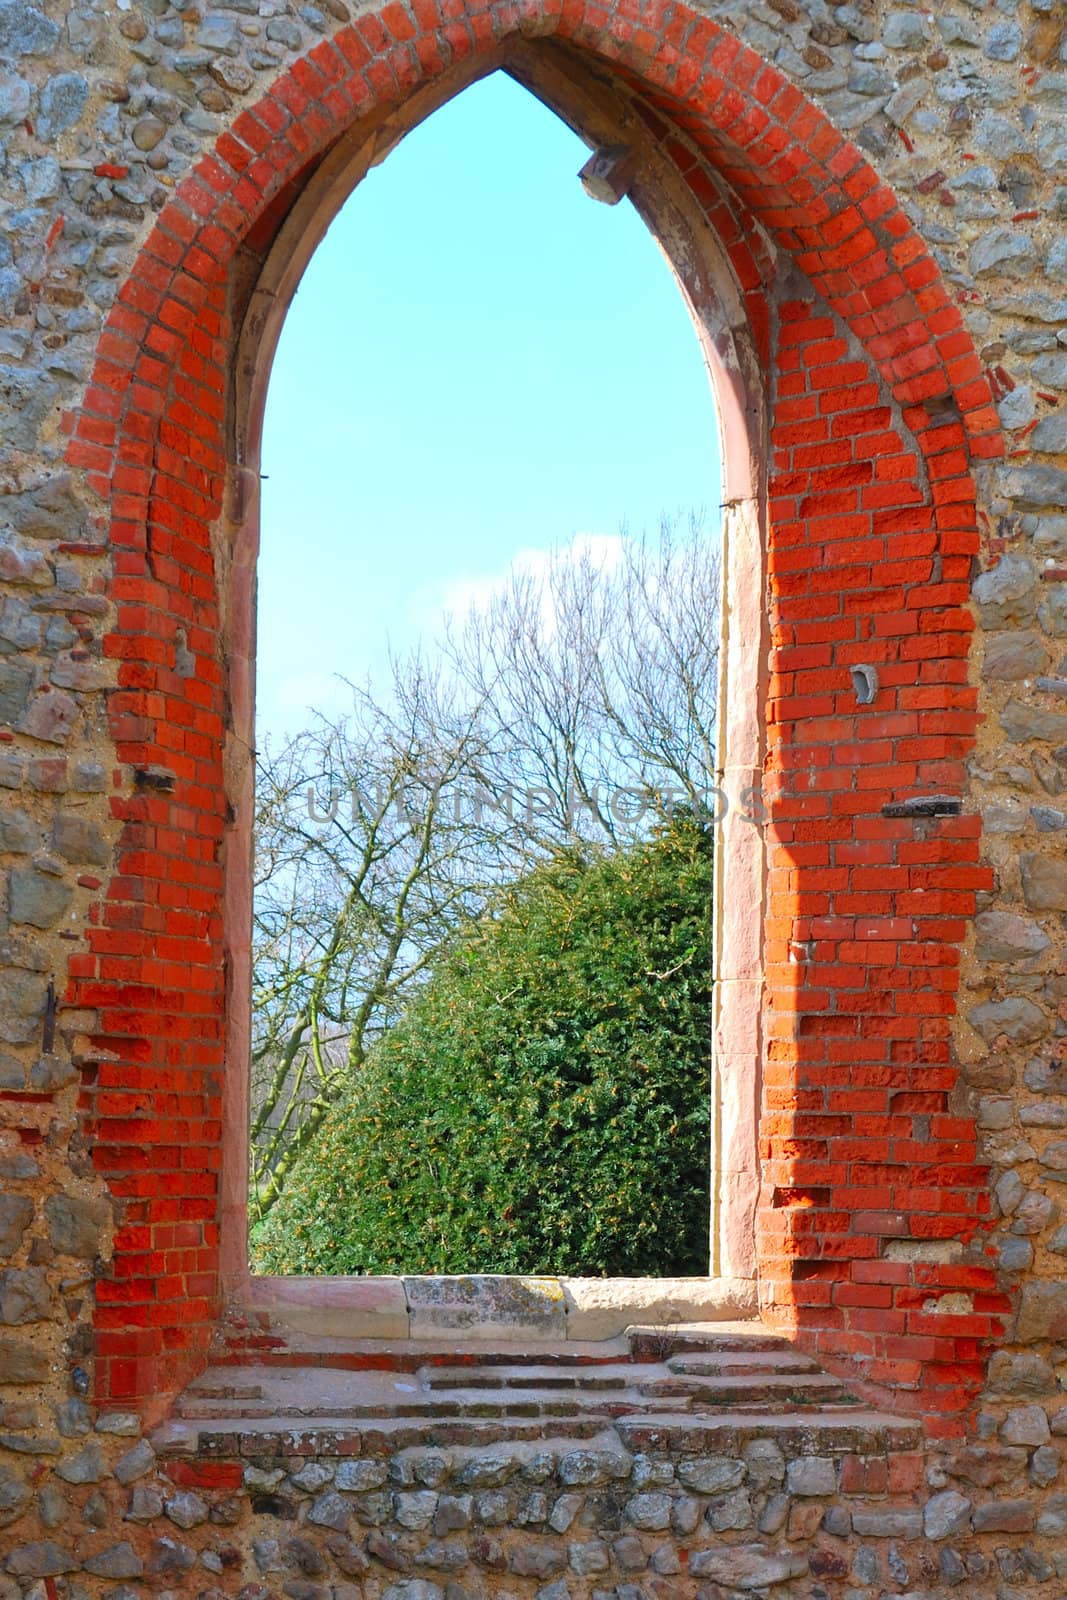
left=0, top=0, right=1066, bottom=1592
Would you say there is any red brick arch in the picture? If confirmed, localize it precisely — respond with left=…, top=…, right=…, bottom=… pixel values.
left=65, top=0, right=1004, bottom=1423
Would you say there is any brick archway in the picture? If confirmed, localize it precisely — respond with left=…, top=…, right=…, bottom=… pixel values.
left=66, top=0, right=1003, bottom=1421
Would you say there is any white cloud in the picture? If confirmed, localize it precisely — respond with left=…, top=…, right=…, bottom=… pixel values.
left=415, top=531, right=627, bottom=637
left=258, top=669, right=354, bottom=738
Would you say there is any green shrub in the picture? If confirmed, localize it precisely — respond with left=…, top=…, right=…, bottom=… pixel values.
left=250, top=815, right=713, bottom=1276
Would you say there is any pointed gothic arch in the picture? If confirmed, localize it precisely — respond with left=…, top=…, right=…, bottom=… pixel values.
left=65, top=0, right=1000, bottom=1419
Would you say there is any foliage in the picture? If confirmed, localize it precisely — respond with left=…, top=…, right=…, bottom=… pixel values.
left=250, top=814, right=713, bottom=1276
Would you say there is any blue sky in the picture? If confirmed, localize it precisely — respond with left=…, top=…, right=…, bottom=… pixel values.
left=257, top=69, right=721, bottom=741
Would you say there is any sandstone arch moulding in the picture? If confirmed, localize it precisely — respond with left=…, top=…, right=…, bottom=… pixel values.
left=64, top=0, right=1003, bottom=1422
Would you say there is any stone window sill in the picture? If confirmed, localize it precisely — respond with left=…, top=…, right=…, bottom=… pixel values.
left=233, top=1273, right=758, bottom=1344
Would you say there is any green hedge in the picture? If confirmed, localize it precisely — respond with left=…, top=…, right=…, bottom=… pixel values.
left=251, top=816, right=713, bottom=1276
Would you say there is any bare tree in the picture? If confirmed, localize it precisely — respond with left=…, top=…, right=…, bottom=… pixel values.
left=250, top=660, right=508, bottom=1218
left=250, top=517, right=721, bottom=1219
left=599, top=522, right=720, bottom=808
left=444, top=516, right=721, bottom=838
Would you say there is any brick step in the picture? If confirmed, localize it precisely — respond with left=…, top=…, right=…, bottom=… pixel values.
left=419, top=1349, right=824, bottom=1392
left=212, top=1324, right=796, bottom=1376
left=420, top=1362, right=634, bottom=1391
left=173, top=1388, right=688, bottom=1422
left=636, top=1371, right=856, bottom=1405
left=216, top=1320, right=796, bottom=1374
left=415, top=1362, right=851, bottom=1407
left=628, top=1325, right=796, bottom=1360
left=216, top=1336, right=640, bottom=1374
left=154, top=1413, right=615, bottom=1455
left=159, top=1326, right=920, bottom=1465
left=666, top=1349, right=823, bottom=1376
left=169, top=1323, right=916, bottom=1462
left=185, top=1380, right=267, bottom=1401
left=615, top=1411, right=923, bottom=1455
left=170, top=1353, right=875, bottom=1435
left=154, top=1400, right=920, bottom=1463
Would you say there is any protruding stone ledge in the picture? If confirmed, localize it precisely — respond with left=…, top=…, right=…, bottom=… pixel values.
left=245, top=1274, right=409, bottom=1341
left=881, top=795, right=963, bottom=818
left=406, top=1277, right=566, bottom=1342
left=243, top=1276, right=758, bottom=1344
left=562, top=1277, right=758, bottom=1341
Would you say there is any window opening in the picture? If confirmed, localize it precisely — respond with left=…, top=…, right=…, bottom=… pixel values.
left=247, top=71, right=722, bottom=1280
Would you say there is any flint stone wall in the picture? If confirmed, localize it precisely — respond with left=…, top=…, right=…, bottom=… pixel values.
left=0, top=0, right=1066, bottom=1593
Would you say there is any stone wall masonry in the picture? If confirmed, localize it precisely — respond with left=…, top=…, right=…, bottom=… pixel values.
left=2, top=1412, right=1067, bottom=1600
left=0, top=1425, right=944, bottom=1596
left=0, top=0, right=1066, bottom=1591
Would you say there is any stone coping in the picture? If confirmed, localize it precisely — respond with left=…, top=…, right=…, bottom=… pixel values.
left=237, top=1276, right=759, bottom=1342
